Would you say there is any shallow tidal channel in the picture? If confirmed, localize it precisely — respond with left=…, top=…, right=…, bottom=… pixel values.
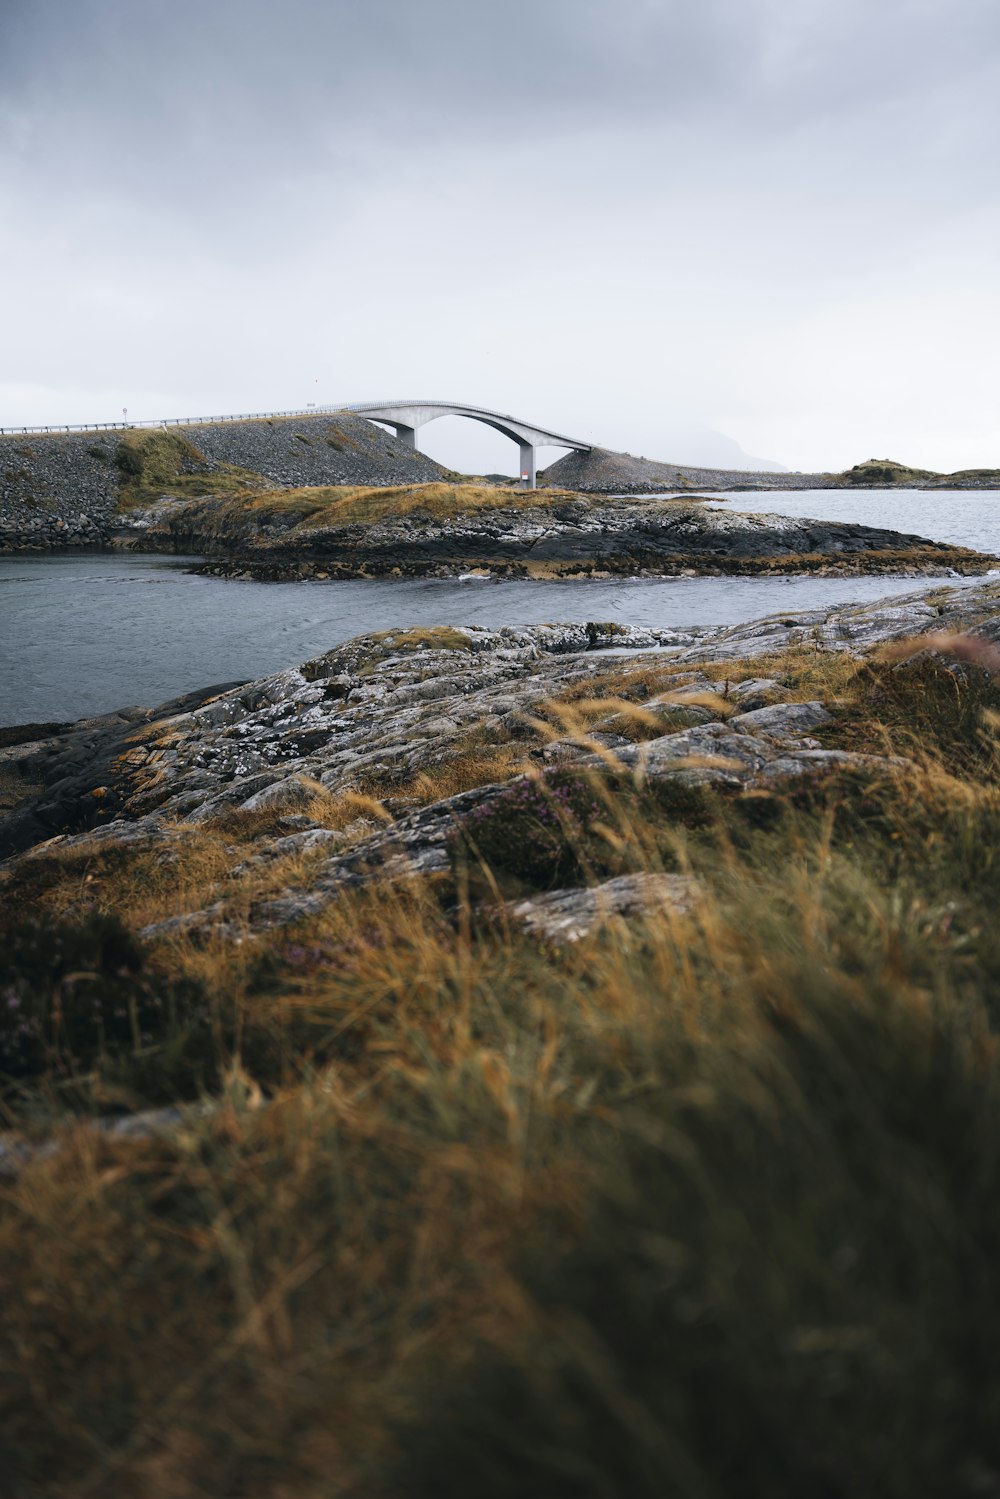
left=2, top=545, right=994, bottom=726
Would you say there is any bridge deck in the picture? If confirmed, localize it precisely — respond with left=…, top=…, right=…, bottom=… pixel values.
left=345, top=399, right=591, bottom=453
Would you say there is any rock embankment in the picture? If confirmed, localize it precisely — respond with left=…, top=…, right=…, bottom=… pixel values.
left=4, top=577, right=1000, bottom=869
left=542, top=446, right=1000, bottom=494
left=164, top=412, right=446, bottom=488
left=130, top=491, right=994, bottom=579
left=0, top=412, right=445, bottom=550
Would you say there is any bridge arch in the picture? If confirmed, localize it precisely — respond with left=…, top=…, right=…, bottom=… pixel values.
left=342, top=399, right=590, bottom=488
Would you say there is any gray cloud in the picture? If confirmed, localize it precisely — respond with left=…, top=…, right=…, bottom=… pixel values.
left=5, top=1, right=995, bottom=167
left=1, top=0, right=998, bottom=471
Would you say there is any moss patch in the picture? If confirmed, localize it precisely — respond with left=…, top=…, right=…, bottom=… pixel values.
left=114, top=430, right=268, bottom=510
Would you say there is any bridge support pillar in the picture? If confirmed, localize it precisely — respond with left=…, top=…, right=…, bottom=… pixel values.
left=519, top=442, right=537, bottom=490
left=391, top=424, right=418, bottom=449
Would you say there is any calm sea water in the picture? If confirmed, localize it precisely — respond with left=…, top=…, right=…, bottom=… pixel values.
left=2, top=488, right=997, bottom=725
left=698, top=488, right=1000, bottom=555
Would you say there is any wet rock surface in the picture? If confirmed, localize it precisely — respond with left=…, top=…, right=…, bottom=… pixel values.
left=0, top=622, right=692, bottom=858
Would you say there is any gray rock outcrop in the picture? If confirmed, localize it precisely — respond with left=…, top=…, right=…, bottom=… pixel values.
left=5, top=577, right=999, bottom=891
left=141, top=494, right=992, bottom=579
left=504, top=872, right=702, bottom=944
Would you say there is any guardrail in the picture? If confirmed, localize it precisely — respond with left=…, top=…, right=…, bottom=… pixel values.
left=0, top=404, right=354, bottom=437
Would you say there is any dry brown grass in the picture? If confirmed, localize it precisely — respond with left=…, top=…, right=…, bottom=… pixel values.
left=5, top=773, right=1000, bottom=1495
left=137, top=480, right=611, bottom=554
left=236, top=481, right=587, bottom=528
left=1, top=786, right=389, bottom=932
left=366, top=736, right=531, bottom=807
left=0, top=763, right=43, bottom=812
left=5, top=640, right=1000, bottom=1494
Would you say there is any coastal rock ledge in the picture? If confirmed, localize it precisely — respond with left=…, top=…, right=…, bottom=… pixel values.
left=128, top=490, right=993, bottom=579
left=3, top=578, right=999, bottom=869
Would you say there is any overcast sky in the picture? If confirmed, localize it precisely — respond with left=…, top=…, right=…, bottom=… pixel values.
left=1, top=0, right=998, bottom=473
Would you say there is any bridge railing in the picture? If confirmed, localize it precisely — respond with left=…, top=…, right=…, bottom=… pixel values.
left=346, top=398, right=566, bottom=427
left=0, top=399, right=501, bottom=437
left=1, top=398, right=589, bottom=448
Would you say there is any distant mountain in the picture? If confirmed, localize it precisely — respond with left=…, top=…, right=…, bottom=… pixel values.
left=654, top=424, right=788, bottom=473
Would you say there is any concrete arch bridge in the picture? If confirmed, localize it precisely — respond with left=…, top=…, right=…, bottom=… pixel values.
left=343, top=399, right=590, bottom=488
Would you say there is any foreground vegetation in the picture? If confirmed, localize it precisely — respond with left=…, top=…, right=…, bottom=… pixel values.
left=2, top=637, right=1000, bottom=1495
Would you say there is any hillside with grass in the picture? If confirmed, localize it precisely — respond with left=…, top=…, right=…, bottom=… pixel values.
left=3, top=582, right=1000, bottom=1494
left=843, top=456, right=1000, bottom=486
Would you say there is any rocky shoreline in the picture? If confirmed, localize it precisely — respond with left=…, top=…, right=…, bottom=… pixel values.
left=114, top=490, right=995, bottom=580
left=188, top=548, right=988, bottom=583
